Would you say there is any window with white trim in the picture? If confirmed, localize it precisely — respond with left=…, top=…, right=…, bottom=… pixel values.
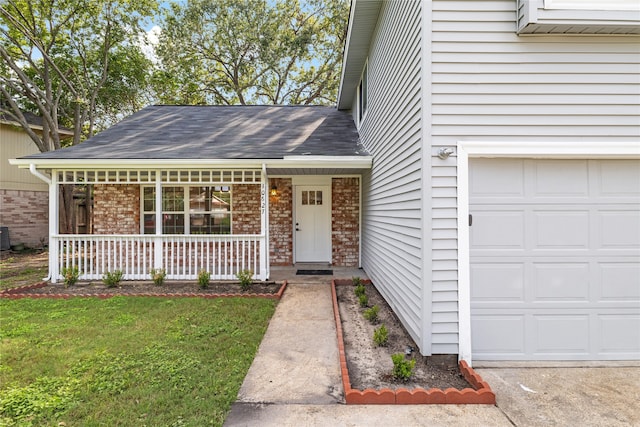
left=142, top=186, right=232, bottom=234
left=358, top=61, right=368, bottom=123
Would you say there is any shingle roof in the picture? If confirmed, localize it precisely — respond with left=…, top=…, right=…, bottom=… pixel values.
left=23, top=105, right=366, bottom=160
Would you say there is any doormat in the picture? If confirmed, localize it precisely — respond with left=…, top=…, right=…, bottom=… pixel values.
left=296, top=270, right=333, bottom=275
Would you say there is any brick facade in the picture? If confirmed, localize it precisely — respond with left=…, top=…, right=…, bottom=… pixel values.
left=93, top=185, right=140, bottom=234
left=0, top=189, right=48, bottom=248
left=232, top=184, right=261, bottom=234
left=332, top=177, right=360, bottom=267
left=268, top=178, right=293, bottom=265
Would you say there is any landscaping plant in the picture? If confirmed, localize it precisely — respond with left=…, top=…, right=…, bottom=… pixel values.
left=358, top=293, right=368, bottom=308
left=150, top=268, right=166, bottom=286
left=373, top=324, right=388, bottom=347
left=354, top=283, right=366, bottom=298
left=363, top=305, right=379, bottom=323
left=352, top=276, right=362, bottom=287
left=197, top=270, right=211, bottom=289
left=61, top=266, right=80, bottom=287
left=391, top=353, right=416, bottom=381
left=102, top=270, right=124, bottom=288
left=236, top=269, right=253, bottom=291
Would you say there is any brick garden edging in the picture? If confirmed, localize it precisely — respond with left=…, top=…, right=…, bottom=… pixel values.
left=331, top=280, right=496, bottom=405
left=0, top=281, right=288, bottom=300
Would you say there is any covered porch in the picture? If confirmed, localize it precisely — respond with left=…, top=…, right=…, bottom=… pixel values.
left=46, top=167, right=269, bottom=282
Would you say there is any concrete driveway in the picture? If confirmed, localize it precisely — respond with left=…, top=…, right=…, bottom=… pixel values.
left=477, top=365, right=640, bottom=426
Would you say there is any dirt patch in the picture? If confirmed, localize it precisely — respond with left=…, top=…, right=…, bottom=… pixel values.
left=3, top=280, right=283, bottom=296
left=336, top=280, right=471, bottom=390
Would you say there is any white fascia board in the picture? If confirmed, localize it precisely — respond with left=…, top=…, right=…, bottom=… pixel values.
left=9, top=156, right=373, bottom=170
left=337, top=0, right=359, bottom=109
left=458, top=141, right=640, bottom=158
left=544, top=0, right=640, bottom=10
left=1, top=119, right=74, bottom=136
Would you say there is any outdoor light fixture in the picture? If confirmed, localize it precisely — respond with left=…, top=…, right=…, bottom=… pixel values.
left=270, top=184, right=278, bottom=197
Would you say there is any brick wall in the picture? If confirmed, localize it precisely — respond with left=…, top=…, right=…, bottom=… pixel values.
left=0, top=189, right=48, bottom=248
left=332, top=177, right=360, bottom=267
left=233, top=184, right=261, bottom=234
left=93, top=185, right=140, bottom=234
left=269, top=178, right=293, bottom=265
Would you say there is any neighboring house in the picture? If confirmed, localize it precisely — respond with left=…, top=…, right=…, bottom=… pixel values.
left=336, top=0, right=639, bottom=363
left=1, top=112, right=73, bottom=248
left=11, top=106, right=371, bottom=282
left=10, top=0, right=640, bottom=365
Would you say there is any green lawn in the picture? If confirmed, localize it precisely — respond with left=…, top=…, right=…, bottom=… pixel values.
left=0, top=297, right=275, bottom=426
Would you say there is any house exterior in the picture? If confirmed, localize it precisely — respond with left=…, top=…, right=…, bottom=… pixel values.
left=11, top=106, right=371, bottom=282
left=1, top=112, right=73, bottom=248
left=337, top=0, right=640, bottom=363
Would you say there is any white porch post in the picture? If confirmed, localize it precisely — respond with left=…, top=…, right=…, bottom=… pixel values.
left=260, top=164, right=269, bottom=280
left=49, top=170, right=59, bottom=283
left=153, top=171, right=163, bottom=270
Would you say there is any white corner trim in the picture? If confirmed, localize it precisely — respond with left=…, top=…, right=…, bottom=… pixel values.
left=457, top=140, right=640, bottom=366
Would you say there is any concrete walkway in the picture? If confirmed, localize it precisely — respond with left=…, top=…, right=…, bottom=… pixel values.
left=224, top=282, right=511, bottom=426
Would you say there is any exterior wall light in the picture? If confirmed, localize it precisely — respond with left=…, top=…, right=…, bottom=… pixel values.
left=270, top=184, right=278, bottom=197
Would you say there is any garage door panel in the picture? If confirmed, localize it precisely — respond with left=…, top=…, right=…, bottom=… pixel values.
left=472, top=314, right=525, bottom=356
left=470, top=158, right=640, bottom=361
left=599, top=263, right=640, bottom=300
left=599, top=211, right=640, bottom=248
left=533, top=160, right=589, bottom=197
left=533, top=263, right=590, bottom=302
left=599, top=314, right=640, bottom=353
left=534, top=314, right=590, bottom=355
left=598, top=160, right=640, bottom=196
left=534, top=211, right=590, bottom=249
left=471, top=211, right=525, bottom=249
left=471, top=264, right=524, bottom=301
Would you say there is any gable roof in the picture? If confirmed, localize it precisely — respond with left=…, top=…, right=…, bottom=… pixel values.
left=20, top=105, right=367, bottom=161
left=1, top=110, right=74, bottom=136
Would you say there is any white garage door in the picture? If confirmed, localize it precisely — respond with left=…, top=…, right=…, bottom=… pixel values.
left=470, top=159, right=640, bottom=361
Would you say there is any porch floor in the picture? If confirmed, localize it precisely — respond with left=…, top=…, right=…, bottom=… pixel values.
left=269, top=263, right=368, bottom=284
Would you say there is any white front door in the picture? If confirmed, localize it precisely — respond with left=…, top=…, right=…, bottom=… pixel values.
left=295, top=185, right=331, bottom=262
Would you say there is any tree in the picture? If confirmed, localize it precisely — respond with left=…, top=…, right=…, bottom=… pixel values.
left=154, top=0, right=349, bottom=106
left=0, top=0, right=158, bottom=232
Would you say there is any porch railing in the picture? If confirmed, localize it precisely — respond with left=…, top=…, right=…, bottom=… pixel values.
left=51, top=234, right=267, bottom=282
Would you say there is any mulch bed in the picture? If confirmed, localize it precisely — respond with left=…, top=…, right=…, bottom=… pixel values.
left=1, top=280, right=287, bottom=299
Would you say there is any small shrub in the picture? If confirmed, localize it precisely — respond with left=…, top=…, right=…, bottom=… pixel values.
left=363, top=305, right=379, bottom=323
left=236, top=269, right=253, bottom=291
left=61, top=266, right=79, bottom=287
left=150, top=268, right=166, bottom=286
left=373, top=324, right=388, bottom=347
left=391, top=353, right=416, bottom=381
left=102, top=270, right=124, bottom=288
left=358, top=293, right=368, bottom=307
left=354, top=283, right=366, bottom=297
left=197, top=270, right=210, bottom=289
left=352, top=276, right=362, bottom=287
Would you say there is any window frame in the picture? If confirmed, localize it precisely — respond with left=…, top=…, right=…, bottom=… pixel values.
left=140, top=185, right=233, bottom=235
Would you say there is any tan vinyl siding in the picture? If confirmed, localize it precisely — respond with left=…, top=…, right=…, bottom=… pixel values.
left=358, top=1, right=425, bottom=347
left=1, top=125, right=47, bottom=191
left=429, top=0, right=640, bottom=354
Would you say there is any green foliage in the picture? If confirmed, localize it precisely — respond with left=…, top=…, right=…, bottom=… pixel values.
left=197, top=270, right=210, bottom=289
left=373, top=324, right=388, bottom=347
left=61, top=266, right=80, bottom=287
left=236, top=269, right=253, bottom=291
left=391, top=353, right=416, bottom=381
left=354, top=283, right=366, bottom=298
left=150, top=268, right=166, bottom=286
left=102, top=270, right=124, bottom=288
left=363, top=305, right=379, bottom=323
left=358, top=293, right=368, bottom=308
left=352, top=276, right=362, bottom=287
left=0, top=297, right=276, bottom=426
left=154, top=0, right=349, bottom=105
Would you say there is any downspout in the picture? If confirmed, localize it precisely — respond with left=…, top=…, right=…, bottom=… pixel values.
left=28, top=164, right=52, bottom=281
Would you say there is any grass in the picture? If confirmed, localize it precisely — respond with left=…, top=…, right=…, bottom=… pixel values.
left=0, top=251, right=48, bottom=291
left=0, top=296, right=276, bottom=426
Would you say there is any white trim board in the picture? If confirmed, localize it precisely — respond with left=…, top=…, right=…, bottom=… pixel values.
left=456, top=140, right=640, bottom=366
